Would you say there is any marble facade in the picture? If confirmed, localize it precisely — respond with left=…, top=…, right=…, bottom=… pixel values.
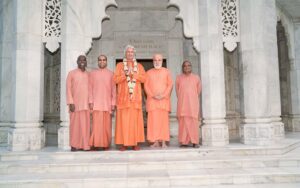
left=0, top=0, right=300, bottom=151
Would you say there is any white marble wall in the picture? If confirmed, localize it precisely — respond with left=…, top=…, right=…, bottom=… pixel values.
left=239, top=0, right=284, bottom=145
left=0, top=0, right=14, bottom=146
left=0, top=0, right=45, bottom=151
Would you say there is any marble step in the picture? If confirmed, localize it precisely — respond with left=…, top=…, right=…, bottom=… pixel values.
left=0, top=167, right=300, bottom=188
left=1, top=137, right=300, bottom=162
left=173, top=184, right=300, bottom=188
left=0, top=154, right=300, bottom=175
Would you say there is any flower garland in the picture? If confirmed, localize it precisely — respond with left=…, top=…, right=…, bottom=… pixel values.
left=123, top=58, right=138, bottom=99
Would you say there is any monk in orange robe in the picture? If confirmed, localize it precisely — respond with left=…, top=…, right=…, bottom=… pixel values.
left=176, top=60, right=202, bottom=148
left=144, top=54, right=173, bottom=148
left=66, top=55, right=90, bottom=151
left=114, top=45, right=146, bottom=151
left=88, top=55, right=116, bottom=150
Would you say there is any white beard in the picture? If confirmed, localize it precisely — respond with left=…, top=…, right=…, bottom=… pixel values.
left=154, top=65, right=162, bottom=69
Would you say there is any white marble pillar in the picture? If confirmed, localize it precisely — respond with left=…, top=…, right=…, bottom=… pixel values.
left=58, top=0, right=95, bottom=150
left=239, top=0, right=284, bottom=145
left=199, top=0, right=229, bottom=146
left=1, top=0, right=45, bottom=151
left=289, top=22, right=300, bottom=131
left=0, top=0, right=14, bottom=146
left=59, top=1, right=81, bottom=150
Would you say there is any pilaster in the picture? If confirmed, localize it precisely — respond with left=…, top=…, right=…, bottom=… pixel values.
left=239, top=0, right=284, bottom=145
left=199, top=0, right=229, bottom=146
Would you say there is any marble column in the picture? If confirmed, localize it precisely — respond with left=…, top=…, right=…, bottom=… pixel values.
left=289, top=22, right=300, bottom=131
left=199, top=0, right=229, bottom=146
left=239, top=0, right=284, bottom=145
left=58, top=0, right=92, bottom=150
left=0, top=0, right=14, bottom=147
left=0, top=0, right=45, bottom=151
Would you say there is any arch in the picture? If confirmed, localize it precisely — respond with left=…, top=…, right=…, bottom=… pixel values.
left=276, top=5, right=295, bottom=61
left=168, top=0, right=200, bottom=52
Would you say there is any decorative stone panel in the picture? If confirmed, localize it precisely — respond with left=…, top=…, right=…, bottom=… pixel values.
left=58, top=125, right=70, bottom=150
left=202, top=124, right=229, bottom=146
left=8, top=127, right=45, bottom=151
left=43, top=0, right=61, bottom=52
left=240, top=121, right=284, bottom=146
left=221, top=0, right=240, bottom=52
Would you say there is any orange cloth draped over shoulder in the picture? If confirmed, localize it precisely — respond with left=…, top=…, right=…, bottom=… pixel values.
left=88, top=68, right=116, bottom=148
left=66, top=68, right=90, bottom=150
left=113, top=61, right=146, bottom=146
left=144, top=67, right=173, bottom=142
left=176, top=73, right=201, bottom=145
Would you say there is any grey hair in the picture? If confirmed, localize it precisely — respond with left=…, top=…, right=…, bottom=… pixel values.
left=123, top=44, right=136, bottom=59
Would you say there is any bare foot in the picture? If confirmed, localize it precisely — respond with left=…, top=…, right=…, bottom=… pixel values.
left=119, top=146, right=127, bottom=151
left=180, top=144, right=188, bottom=148
left=150, top=141, right=160, bottom=148
left=162, top=141, right=168, bottom=149
left=133, top=146, right=140, bottom=151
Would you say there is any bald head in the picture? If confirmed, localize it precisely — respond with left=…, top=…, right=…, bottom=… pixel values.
left=153, top=54, right=163, bottom=69
left=77, top=55, right=87, bottom=71
left=182, top=60, right=192, bottom=75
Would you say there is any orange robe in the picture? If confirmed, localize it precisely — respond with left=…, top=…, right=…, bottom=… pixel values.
left=113, top=62, right=146, bottom=146
left=88, top=68, right=116, bottom=148
left=144, top=67, right=173, bottom=142
left=66, top=68, right=90, bottom=150
left=176, top=73, right=201, bottom=145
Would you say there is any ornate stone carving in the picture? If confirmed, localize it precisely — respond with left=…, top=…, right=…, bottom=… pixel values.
left=244, top=126, right=256, bottom=139
left=214, top=128, right=223, bottom=139
left=221, top=0, right=240, bottom=52
left=241, top=121, right=284, bottom=145
left=258, top=128, right=270, bottom=138
left=8, top=127, right=45, bottom=151
left=43, top=0, right=61, bottom=52
left=202, top=124, right=229, bottom=146
left=58, top=126, right=70, bottom=150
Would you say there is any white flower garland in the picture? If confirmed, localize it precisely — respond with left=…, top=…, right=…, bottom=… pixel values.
left=123, top=58, right=138, bottom=99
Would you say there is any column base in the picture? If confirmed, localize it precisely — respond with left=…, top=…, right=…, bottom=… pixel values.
left=240, top=118, right=285, bottom=146
left=287, top=115, right=300, bottom=132
left=8, top=125, right=45, bottom=151
left=201, top=120, right=229, bottom=147
left=272, top=118, right=285, bottom=141
left=0, top=123, right=9, bottom=147
left=58, top=122, right=70, bottom=150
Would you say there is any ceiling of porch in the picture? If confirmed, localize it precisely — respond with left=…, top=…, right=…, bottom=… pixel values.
left=276, top=0, right=300, bottom=21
